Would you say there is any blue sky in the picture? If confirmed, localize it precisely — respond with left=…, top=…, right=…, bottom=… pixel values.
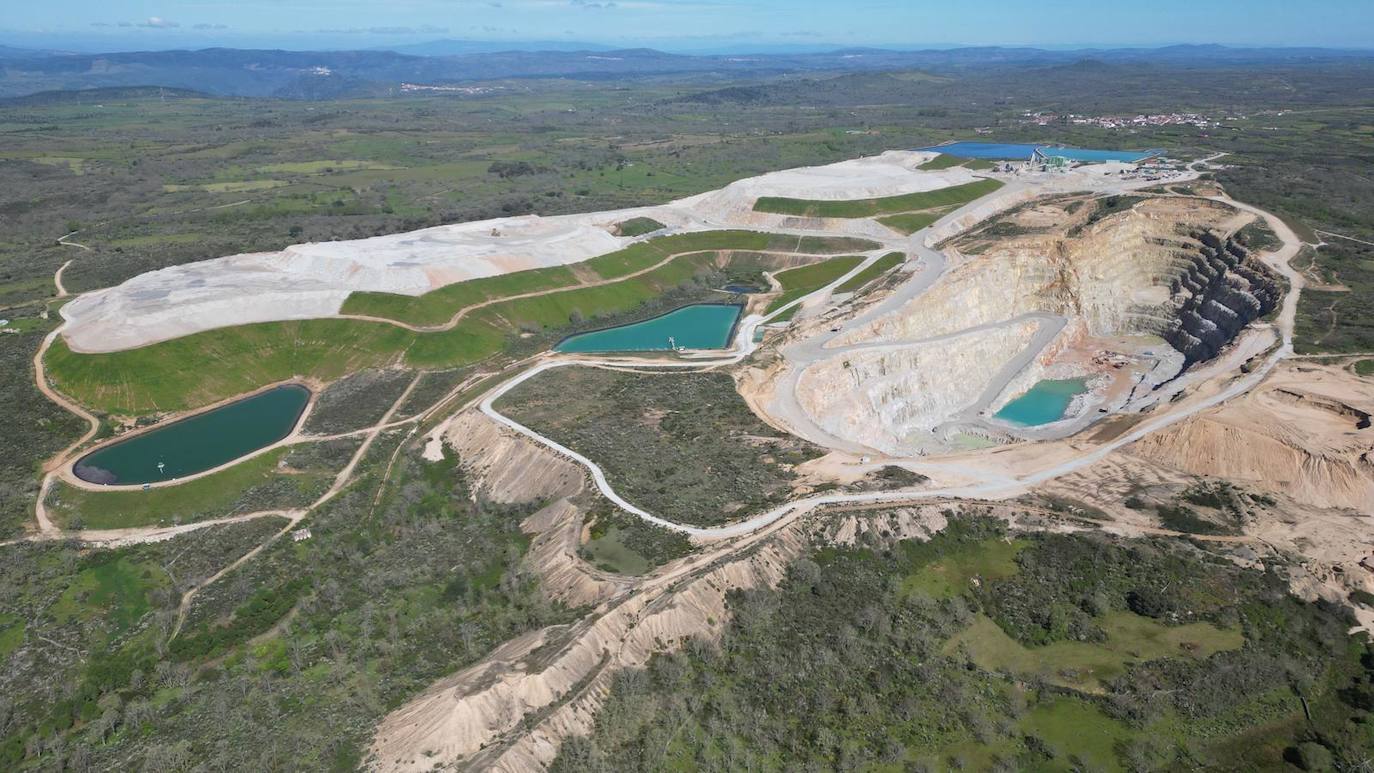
left=4, top=0, right=1374, bottom=52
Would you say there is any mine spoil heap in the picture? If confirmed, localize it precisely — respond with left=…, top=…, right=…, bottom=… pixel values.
left=1162, top=232, right=1281, bottom=367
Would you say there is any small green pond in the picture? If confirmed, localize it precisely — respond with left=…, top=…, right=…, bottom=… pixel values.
left=74, top=384, right=310, bottom=485
left=993, top=378, right=1089, bottom=427
left=555, top=303, right=742, bottom=353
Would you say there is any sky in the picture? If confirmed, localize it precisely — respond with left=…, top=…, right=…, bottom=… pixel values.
left=4, top=0, right=1374, bottom=53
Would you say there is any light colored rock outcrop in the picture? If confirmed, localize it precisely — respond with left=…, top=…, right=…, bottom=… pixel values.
left=797, top=321, right=1040, bottom=455
left=783, top=195, right=1279, bottom=454
left=442, top=412, right=583, bottom=504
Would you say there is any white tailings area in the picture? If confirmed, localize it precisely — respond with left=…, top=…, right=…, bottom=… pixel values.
left=61, top=150, right=975, bottom=353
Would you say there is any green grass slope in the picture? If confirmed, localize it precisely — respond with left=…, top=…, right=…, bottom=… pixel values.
left=754, top=178, right=1003, bottom=218
left=766, top=255, right=865, bottom=320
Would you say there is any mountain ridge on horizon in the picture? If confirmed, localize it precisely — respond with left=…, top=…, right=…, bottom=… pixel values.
left=1, top=41, right=1371, bottom=101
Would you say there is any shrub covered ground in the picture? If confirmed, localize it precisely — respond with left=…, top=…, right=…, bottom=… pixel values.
left=498, top=367, right=824, bottom=527
left=555, top=516, right=1373, bottom=771
left=301, top=368, right=415, bottom=435
left=1, top=439, right=572, bottom=770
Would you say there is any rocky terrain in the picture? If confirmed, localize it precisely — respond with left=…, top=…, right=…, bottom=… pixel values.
left=774, top=194, right=1284, bottom=455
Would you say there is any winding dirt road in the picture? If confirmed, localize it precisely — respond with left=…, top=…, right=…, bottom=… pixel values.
left=476, top=175, right=1305, bottom=541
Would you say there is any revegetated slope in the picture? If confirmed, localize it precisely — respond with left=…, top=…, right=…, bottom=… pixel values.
left=754, top=177, right=1003, bottom=217
left=48, top=247, right=812, bottom=413
left=342, top=231, right=875, bottom=327
left=58, top=150, right=952, bottom=354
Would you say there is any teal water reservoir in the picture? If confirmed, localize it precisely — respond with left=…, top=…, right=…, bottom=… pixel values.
left=555, top=303, right=743, bottom=353
left=993, top=378, right=1089, bottom=427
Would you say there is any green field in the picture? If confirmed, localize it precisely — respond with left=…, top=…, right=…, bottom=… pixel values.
left=614, top=217, right=666, bottom=237
left=753, top=178, right=1003, bottom=218
left=0, top=614, right=23, bottom=660
left=47, top=445, right=339, bottom=529
left=901, top=537, right=1026, bottom=598
left=877, top=209, right=947, bottom=235
left=834, top=251, right=904, bottom=292
left=917, top=153, right=966, bottom=170
left=580, top=525, right=651, bottom=575
left=947, top=612, right=1245, bottom=692
left=51, top=556, right=169, bottom=635
left=765, top=255, right=866, bottom=318
left=1020, top=697, right=1136, bottom=772
left=164, top=180, right=289, bottom=193
left=1356, top=359, right=1374, bottom=376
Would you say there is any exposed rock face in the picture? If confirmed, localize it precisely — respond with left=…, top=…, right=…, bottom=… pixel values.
left=840, top=197, right=1271, bottom=350
left=1159, top=233, right=1281, bottom=367
left=798, top=321, right=1040, bottom=453
left=788, top=196, right=1280, bottom=454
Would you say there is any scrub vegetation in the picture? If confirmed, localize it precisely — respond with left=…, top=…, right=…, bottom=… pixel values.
left=0, top=439, right=569, bottom=770
left=497, top=367, right=824, bottom=527
left=300, top=368, right=414, bottom=435
left=555, top=517, right=1373, bottom=771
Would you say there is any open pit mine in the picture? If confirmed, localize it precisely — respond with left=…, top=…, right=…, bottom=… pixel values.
left=752, top=193, right=1284, bottom=456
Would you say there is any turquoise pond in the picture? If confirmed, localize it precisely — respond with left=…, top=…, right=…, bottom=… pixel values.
left=73, top=384, right=310, bottom=485
left=555, top=303, right=743, bottom=353
left=920, top=141, right=1161, bottom=163
left=993, top=378, right=1090, bottom=427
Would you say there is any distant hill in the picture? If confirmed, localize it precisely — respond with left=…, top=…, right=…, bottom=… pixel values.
left=0, top=85, right=211, bottom=106
left=0, top=43, right=1369, bottom=100
left=381, top=39, right=616, bottom=56
left=0, top=44, right=65, bottom=59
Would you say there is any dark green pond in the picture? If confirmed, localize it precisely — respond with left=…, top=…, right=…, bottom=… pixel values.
left=74, top=384, right=310, bottom=485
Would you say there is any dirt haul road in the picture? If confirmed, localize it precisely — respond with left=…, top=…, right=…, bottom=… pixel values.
left=476, top=183, right=1304, bottom=541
